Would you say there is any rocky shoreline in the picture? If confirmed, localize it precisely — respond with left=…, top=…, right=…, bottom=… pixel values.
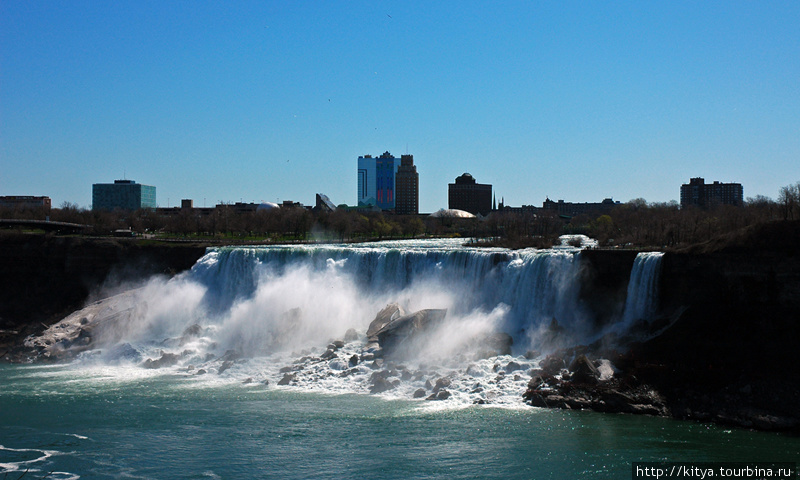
left=520, top=346, right=799, bottom=432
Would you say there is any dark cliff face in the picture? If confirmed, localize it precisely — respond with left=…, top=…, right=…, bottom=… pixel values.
left=646, top=222, right=800, bottom=379
left=578, top=222, right=800, bottom=376
left=568, top=224, right=800, bottom=430
left=639, top=248, right=800, bottom=388
left=630, top=222, right=800, bottom=427
left=0, top=233, right=207, bottom=333
left=578, top=250, right=639, bottom=328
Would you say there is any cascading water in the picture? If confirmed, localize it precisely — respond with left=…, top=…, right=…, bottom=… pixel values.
left=29, top=240, right=669, bottom=363
left=180, top=239, right=591, bottom=354
left=22, top=239, right=669, bottom=408
left=617, top=252, right=664, bottom=332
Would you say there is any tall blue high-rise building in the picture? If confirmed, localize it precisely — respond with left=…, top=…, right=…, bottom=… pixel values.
left=358, top=151, right=398, bottom=210
left=358, top=156, right=376, bottom=207
left=92, top=179, right=157, bottom=211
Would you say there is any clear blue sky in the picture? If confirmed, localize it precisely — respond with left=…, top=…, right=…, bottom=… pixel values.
left=2, top=1, right=799, bottom=212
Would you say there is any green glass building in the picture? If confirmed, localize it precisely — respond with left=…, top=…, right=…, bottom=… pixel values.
left=92, top=180, right=157, bottom=211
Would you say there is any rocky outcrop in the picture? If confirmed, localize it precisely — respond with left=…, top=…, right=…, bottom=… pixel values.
left=364, top=304, right=512, bottom=361
left=570, top=222, right=800, bottom=432
left=578, top=249, right=639, bottom=328
left=0, top=233, right=206, bottom=355
left=568, top=355, right=600, bottom=384
left=14, top=289, right=146, bottom=362
left=373, top=308, right=448, bottom=358
left=142, top=352, right=180, bottom=369
left=364, top=304, right=450, bottom=359
left=524, top=348, right=669, bottom=418
left=277, top=373, right=296, bottom=385
left=524, top=313, right=800, bottom=433
left=366, top=303, right=404, bottom=338
left=629, top=222, right=800, bottom=432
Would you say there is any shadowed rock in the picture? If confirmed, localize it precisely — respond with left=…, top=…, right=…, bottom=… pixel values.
left=540, top=354, right=567, bottom=376
left=218, top=360, right=234, bottom=375
left=569, top=355, right=601, bottom=384
left=370, top=376, right=396, bottom=394
left=427, top=390, right=451, bottom=401
left=142, top=352, right=179, bottom=369
left=277, top=373, right=296, bottom=385
left=432, top=377, right=451, bottom=393
left=344, top=328, right=359, bottom=342
left=366, top=303, right=406, bottom=339
left=179, top=324, right=203, bottom=346
left=373, top=309, right=448, bottom=358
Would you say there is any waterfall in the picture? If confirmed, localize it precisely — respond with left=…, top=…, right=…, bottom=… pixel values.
left=619, top=252, right=664, bottom=329
left=35, top=239, right=666, bottom=362
left=184, top=240, right=589, bottom=348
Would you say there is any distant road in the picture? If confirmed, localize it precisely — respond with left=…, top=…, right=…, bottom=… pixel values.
left=0, top=219, right=91, bottom=233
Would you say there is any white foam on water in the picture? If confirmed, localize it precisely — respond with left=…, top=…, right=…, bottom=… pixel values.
left=0, top=445, right=71, bottom=477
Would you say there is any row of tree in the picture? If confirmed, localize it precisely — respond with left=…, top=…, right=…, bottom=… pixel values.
left=2, top=181, right=799, bottom=248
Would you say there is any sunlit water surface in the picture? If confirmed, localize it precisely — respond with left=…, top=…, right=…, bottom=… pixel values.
left=1, top=364, right=797, bottom=480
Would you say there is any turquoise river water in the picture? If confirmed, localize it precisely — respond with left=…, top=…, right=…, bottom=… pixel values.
left=1, top=364, right=798, bottom=479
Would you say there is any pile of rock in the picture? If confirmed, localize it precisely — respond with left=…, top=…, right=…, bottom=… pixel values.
left=523, top=349, right=668, bottom=417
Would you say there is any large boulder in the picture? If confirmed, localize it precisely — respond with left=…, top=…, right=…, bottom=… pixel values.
left=432, top=377, right=451, bottom=393
left=366, top=303, right=406, bottom=339
left=568, top=355, right=601, bottom=384
left=179, top=324, right=203, bottom=346
left=142, top=352, right=180, bottom=369
left=370, top=376, right=397, bottom=394
left=344, top=328, right=360, bottom=342
left=427, top=390, right=451, bottom=401
left=540, top=354, right=567, bottom=376
left=373, top=309, right=448, bottom=358
left=526, top=392, right=549, bottom=408
left=24, top=289, right=146, bottom=361
left=218, top=360, right=234, bottom=375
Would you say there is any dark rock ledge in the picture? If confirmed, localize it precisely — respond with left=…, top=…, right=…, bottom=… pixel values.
left=522, top=348, right=800, bottom=434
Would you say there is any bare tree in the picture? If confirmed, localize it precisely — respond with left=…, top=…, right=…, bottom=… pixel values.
left=778, top=182, right=800, bottom=221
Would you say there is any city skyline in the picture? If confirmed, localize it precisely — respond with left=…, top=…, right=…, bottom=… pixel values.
left=3, top=2, right=799, bottom=211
